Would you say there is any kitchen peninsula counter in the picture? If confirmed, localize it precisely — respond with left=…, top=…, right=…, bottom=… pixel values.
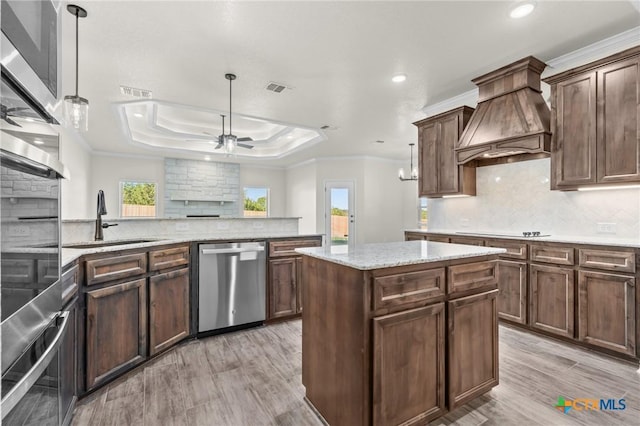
left=297, top=241, right=505, bottom=426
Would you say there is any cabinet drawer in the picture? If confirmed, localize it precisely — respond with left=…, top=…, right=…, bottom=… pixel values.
left=405, top=232, right=427, bottom=241
left=447, top=261, right=498, bottom=295
left=530, top=244, right=574, bottom=265
left=61, top=264, right=79, bottom=306
left=578, top=248, right=635, bottom=273
left=486, top=240, right=527, bottom=260
left=85, top=253, right=147, bottom=286
left=269, top=239, right=321, bottom=257
left=372, top=268, right=445, bottom=312
left=37, top=259, right=58, bottom=284
left=149, top=246, right=189, bottom=271
left=1, top=259, right=35, bottom=284
left=449, top=237, right=484, bottom=246
left=427, top=236, right=450, bottom=243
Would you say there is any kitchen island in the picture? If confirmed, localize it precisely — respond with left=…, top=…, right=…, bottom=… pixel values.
left=297, top=241, right=505, bottom=426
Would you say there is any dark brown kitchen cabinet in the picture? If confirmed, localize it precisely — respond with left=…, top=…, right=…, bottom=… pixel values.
left=405, top=231, right=428, bottom=241
left=529, top=264, right=575, bottom=338
left=268, top=258, right=299, bottom=319
left=267, top=237, right=322, bottom=321
left=413, top=106, right=476, bottom=198
left=373, top=303, right=446, bottom=425
left=86, top=279, right=147, bottom=390
left=578, top=271, right=636, bottom=356
left=496, top=260, right=527, bottom=324
left=149, top=267, right=190, bottom=355
left=545, top=46, right=640, bottom=189
left=447, top=289, right=499, bottom=410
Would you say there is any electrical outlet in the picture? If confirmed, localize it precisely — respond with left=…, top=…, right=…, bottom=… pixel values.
left=596, top=222, right=617, bottom=234
left=9, top=226, right=30, bottom=237
left=175, top=222, right=189, bottom=231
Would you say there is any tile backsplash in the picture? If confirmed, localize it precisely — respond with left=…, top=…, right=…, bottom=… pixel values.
left=428, top=158, right=640, bottom=239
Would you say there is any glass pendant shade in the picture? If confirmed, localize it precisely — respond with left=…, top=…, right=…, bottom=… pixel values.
left=399, top=143, right=419, bottom=181
left=411, top=166, right=419, bottom=179
left=224, top=134, right=237, bottom=154
left=64, top=95, right=89, bottom=131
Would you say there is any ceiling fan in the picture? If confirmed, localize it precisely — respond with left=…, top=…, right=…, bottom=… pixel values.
left=205, top=113, right=254, bottom=151
left=0, top=104, right=28, bottom=127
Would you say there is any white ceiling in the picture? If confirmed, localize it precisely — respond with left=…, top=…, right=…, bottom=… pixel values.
left=58, top=1, right=640, bottom=167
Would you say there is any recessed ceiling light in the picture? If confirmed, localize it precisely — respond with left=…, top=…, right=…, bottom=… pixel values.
left=204, top=156, right=211, bottom=161
left=509, top=1, right=536, bottom=19
left=392, top=74, right=407, bottom=83
left=24, top=118, right=35, bottom=122
left=33, top=139, right=44, bottom=145
left=133, top=112, right=144, bottom=118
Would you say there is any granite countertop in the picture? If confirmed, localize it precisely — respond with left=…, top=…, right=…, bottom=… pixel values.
left=296, top=240, right=505, bottom=270
left=407, top=229, right=640, bottom=249
left=54, top=234, right=323, bottom=267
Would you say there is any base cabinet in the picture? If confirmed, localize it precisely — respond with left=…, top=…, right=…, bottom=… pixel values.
left=268, top=258, right=299, bottom=319
left=578, top=271, right=636, bottom=356
left=497, top=260, right=527, bottom=324
left=149, top=267, right=190, bottom=355
left=448, top=290, right=499, bottom=410
left=86, top=279, right=147, bottom=390
left=373, top=304, right=446, bottom=426
left=529, top=264, right=575, bottom=338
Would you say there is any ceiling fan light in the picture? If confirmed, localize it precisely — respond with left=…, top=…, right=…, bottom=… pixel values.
left=224, top=134, right=237, bottom=154
left=509, top=1, right=536, bottom=19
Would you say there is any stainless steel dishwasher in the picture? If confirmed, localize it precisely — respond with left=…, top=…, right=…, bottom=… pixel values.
left=198, top=241, right=266, bottom=333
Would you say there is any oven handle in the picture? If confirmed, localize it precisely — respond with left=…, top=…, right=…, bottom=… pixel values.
left=1, top=311, right=70, bottom=419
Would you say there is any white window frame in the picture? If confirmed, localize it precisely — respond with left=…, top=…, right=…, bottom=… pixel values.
left=418, top=197, right=428, bottom=229
left=243, top=187, right=270, bottom=217
left=119, top=180, right=158, bottom=218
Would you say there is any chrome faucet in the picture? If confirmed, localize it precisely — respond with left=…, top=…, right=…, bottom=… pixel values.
left=95, top=190, right=117, bottom=240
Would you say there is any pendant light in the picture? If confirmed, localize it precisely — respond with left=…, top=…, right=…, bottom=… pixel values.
left=64, top=5, right=89, bottom=131
left=223, top=73, right=238, bottom=154
left=398, top=143, right=419, bottom=181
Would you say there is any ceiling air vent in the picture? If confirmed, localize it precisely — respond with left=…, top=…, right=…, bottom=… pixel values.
left=266, top=82, right=288, bottom=93
left=120, top=85, right=153, bottom=98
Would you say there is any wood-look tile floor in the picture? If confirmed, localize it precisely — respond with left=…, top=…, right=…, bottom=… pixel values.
left=72, top=321, right=640, bottom=426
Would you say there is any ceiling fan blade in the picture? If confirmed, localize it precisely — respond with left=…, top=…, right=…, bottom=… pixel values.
left=237, top=143, right=254, bottom=149
left=238, top=137, right=253, bottom=142
left=3, top=116, right=22, bottom=127
left=214, top=142, right=223, bottom=149
left=7, top=107, right=29, bottom=114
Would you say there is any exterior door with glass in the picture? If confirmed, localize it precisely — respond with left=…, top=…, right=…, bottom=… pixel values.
left=324, top=181, right=355, bottom=245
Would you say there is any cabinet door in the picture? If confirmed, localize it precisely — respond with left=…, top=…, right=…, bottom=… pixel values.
left=552, top=72, right=597, bottom=187
left=373, top=303, right=445, bottom=426
left=296, top=257, right=303, bottom=313
left=448, top=290, right=499, bottom=410
left=418, top=122, right=439, bottom=196
left=86, top=279, right=147, bottom=390
left=529, top=264, right=575, bottom=338
left=268, top=258, right=298, bottom=319
left=597, top=57, right=640, bottom=183
left=578, top=271, right=636, bottom=356
left=497, top=260, right=527, bottom=324
left=438, top=113, right=460, bottom=194
left=149, top=268, right=190, bottom=355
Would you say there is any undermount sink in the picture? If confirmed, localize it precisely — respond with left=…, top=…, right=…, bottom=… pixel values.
left=62, top=239, right=158, bottom=249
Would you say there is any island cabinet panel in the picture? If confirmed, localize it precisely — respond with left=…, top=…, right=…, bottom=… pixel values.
left=373, top=304, right=446, bottom=426
left=268, top=258, right=298, bottom=319
left=497, top=260, right=527, bottom=324
left=578, top=271, right=636, bottom=356
left=597, top=57, right=640, bottom=183
left=372, top=268, right=445, bottom=312
left=447, top=290, right=499, bottom=410
left=447, top=260, right=498, bottom=296
left=149, top=267, right=190, bottom=355
left=529, top=264, right=575, bottom=338
left=86, top=279, right=147, bottom=390
left=551, top=72, right=597, bottom=188
left=85, top=253, right=147, bottom=286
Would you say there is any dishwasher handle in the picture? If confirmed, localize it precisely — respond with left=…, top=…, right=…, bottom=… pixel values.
left=201, top=246, right=265, bottom=255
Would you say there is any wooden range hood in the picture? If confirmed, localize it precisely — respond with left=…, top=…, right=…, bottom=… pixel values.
left=456, top=56, right=551, bottom=165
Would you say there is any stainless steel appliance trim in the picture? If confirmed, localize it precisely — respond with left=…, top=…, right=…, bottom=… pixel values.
left=1, top=310, right=69, bottom=419
left=201, top=247, right=265, bottom=255
left=0, top=0, right=61, bottom=117
left=1, top=280, right=62, bottom=373
left=0, top=133, right=69, bottom=178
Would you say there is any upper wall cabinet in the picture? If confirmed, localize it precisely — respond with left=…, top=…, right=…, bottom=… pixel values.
left=544, top=46, right=640, bottom=190
left=413, top=106, right=476, bottom=198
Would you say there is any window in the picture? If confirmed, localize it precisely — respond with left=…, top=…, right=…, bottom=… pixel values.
left=244, top=187, right=269, bottom=217
left=418, top=197, right=428, bottom=229
left=120, top=181, right=157, bottom=217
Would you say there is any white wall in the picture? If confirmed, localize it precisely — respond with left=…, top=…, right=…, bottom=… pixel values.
left=428, top=158, right=640, bottom=239
left=90, top=153, right=164, bottom=220
left=59, top=128, right=92, bottom=219
left=240, top=164, right=286, bottom=217
left=285, top=161, right=317, bottom=234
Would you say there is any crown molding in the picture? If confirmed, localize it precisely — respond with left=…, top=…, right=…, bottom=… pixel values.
left=92, top=150, right=164, bottom=161
left=421, top=89, right=478, bottom=118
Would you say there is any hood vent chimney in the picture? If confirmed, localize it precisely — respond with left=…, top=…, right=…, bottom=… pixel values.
left=455, top=56, right=551, bottom=164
